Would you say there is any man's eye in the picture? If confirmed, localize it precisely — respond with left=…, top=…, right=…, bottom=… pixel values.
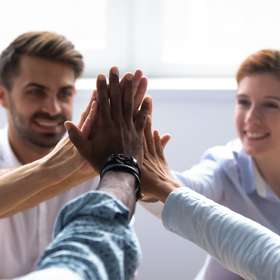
left=26, top=88, right=45, bottom=97
left=59, top=91, right=73, bottom=99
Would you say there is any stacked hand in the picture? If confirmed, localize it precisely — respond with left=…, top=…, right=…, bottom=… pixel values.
left=141, top=111, right=181, bottom=202
left=65, top=67, right=150, bottom=172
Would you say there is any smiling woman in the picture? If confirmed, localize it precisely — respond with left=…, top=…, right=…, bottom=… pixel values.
left=134, top=48, right=280, bottom=280
left=148, top=49, right=280, bottom=279
left=235, top=74, right=280, bottom=159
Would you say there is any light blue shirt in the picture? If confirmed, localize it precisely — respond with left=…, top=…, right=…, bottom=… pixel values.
left=173, top=139, right=280, bottom=279
left=24, top=191, right=141, bottom=280
left=162, top=187, right=280, bottom=280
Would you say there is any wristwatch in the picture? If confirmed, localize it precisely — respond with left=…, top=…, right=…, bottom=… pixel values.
left=100, top=154, right=142, bottom=200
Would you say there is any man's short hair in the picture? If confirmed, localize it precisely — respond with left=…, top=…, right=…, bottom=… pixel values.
left=0, top=31, right=84, bottom=89
left=236, top=49, right=280, bottom=83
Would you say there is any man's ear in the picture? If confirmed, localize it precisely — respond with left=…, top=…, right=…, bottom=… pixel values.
left=0, top=85, right=9, bottom=109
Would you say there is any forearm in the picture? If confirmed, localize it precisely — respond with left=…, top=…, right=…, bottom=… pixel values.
left=162, top=188, right=280, bottom=280
left=37, top=191, right=141, bottom=280
left=97, top=171, right=137, bottom=219
left=0, top=138, right=96, bottom=217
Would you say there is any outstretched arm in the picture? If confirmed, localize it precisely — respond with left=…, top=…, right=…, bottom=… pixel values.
left=141, top=117, right=280, bottom=280
left=0, top=94, right=97, bottom=217
left=163, top=187, right=280, bottom=280
left=0, top=69, right=147, bottom=217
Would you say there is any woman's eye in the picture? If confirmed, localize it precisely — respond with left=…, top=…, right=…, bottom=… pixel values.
left=237, top=99, right=250, bottom=107
left=264, top=102, right=279, bottom=109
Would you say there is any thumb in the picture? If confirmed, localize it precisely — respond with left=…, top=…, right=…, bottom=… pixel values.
left=65, top=121, right=86, bottom=155
left=160, top=134, right=171, bottom=149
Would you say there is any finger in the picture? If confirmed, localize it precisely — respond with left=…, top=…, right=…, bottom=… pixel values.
left=154, top=130, right=162, bottom=154
left=131, top=69, right=143, bottom=110
left=155, top=131, right=171, bottom=161
left=77, top=90, right=96, bottom=129
left=142, top=95, right=152, bottom=116
left=96, top=74, right=110, bottom=122
left=144, top=115, right=156, bottom=156
left=143, top=127, right=149, bottom=155
left=134, top=76, right=148, bottom=114
left=161, top=134, right=171, bottom=149
left=154, top=130, right=165, bottom=160
left=122, top=73, right=134, bottom=125
left=135, top=96, right=150, bottom=133
left=93, top=89, right=97, bottom=100
left=65, top=121, right=88, bottom=157
left=109, top=67, right=122, bottom=122
left=81, top=101, right=97, bottom=138
left=120, top=72, right=132, bottom=89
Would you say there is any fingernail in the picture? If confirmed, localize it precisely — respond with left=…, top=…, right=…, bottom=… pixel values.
left=126, top=73, right=133, bottom=81
left=111, top=67, right=119, bottom=76
left=64, top=121, right=71, bottom=131
left=98, top=74, right=106, bottom=81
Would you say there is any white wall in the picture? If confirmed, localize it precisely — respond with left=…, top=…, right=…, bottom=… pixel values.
left=0, top=88, right=237, bottom=279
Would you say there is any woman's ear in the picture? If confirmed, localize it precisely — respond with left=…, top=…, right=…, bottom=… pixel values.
left=0, top=85, right=9, bottom=108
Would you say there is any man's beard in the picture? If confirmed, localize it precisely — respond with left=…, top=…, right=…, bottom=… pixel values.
left=12, top=111, right=68, bottom=148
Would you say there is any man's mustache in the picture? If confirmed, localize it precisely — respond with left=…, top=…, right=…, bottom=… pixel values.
left=31, top=112, right=67, bottom=123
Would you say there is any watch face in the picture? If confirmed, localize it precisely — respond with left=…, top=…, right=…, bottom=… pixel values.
left=101, top=153, right=141, bottom=200
left=107, top=154, right=139, bottom=170
left=110, top=154, right=137, bottom=166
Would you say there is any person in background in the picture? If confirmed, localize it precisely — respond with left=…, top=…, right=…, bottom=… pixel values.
left=16, top=66, right=150, bottom=280
left=2, top=68, right=280, bottom=279
left=141, top=49, right=280, bottom=279
left=139, top=114, right=280, bottom=280
left=0, top=31, right=147, bottom=278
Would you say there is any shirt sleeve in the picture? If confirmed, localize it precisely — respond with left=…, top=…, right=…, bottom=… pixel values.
left=172, top=147, right=227, bottom=202
left=162, top=187, right=280, bottom=280
left=36, top=191, right=141, bottom=280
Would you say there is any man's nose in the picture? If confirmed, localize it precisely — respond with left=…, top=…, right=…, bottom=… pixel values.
left=42, top=97, right=62, bottom=116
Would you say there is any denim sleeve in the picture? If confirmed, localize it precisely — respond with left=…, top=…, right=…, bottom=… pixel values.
left=162, top=188, right=280, bottom=280
left=37, top=191, right=141, bottom=280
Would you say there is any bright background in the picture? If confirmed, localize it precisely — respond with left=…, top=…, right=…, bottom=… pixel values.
left=0, top=0, right=278, bottom=278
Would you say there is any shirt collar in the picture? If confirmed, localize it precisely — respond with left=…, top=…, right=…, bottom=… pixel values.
left=235, top=149, right=256, bottom=194
left=0, top=126, right=21, bottom=167
left=252, top=161, right=280, bottom=202
left=237, top=148, right=279, bottom=202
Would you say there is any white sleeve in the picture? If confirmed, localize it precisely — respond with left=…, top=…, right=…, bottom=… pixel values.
left=162, top=188, right=280, bottom=280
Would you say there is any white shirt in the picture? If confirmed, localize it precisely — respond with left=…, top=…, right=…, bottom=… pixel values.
left=0, top=128, right=99, bottom=278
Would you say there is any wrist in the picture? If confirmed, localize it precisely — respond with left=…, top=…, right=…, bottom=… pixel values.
left=157, top=182, right=177, bottom=203
left=99, top=171, right=137, bottom=218
left=153, top=179, right=180, bottom=203
left=42, top=137, right=84, bottom=177
left=100, top=154, right=142, bottom=200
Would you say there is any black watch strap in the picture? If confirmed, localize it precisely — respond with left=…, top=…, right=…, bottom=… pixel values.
left=100, top=154, right=142, bottom=200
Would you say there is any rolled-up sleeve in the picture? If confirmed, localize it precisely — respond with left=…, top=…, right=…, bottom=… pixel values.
left=37, top=191, right=141, bottom=280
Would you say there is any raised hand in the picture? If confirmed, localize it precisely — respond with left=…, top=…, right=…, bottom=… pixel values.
left=65, top=67, right=150, bottom=172
left=141, top=115, right=180, bottom=202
